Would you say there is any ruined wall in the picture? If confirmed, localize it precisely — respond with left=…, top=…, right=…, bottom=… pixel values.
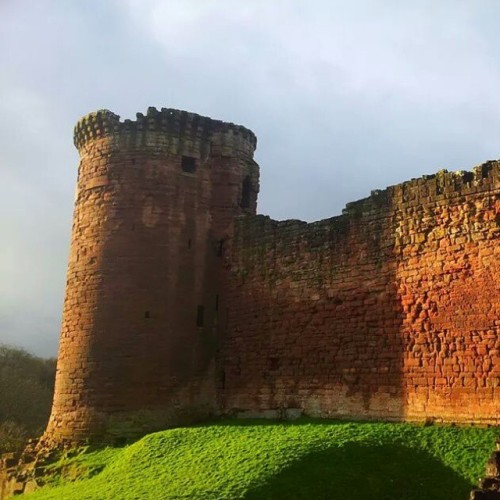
left=44, top=108, right=258, bottom=445
left=222, top=163, right=499, bottom=423
left=42, top=104, right=500, bottom=447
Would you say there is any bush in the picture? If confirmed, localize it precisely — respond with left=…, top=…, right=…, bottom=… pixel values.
left=0, top=421, right=29, bottom=454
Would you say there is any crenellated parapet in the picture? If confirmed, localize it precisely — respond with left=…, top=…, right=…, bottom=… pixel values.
left=73, top=107, right=257, bottom=159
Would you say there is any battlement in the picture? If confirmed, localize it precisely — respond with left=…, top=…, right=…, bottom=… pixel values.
left=73, top=107, right=257, bottom=157
left=342, top=160, right=499, bottom=217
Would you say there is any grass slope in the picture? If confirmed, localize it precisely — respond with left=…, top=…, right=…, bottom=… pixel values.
left=27, top=420, right=497, bottom=500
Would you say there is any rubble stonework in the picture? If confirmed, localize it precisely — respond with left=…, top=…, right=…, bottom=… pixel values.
left=470, top=441, right=500, bottom=499
left=0, top=440, right=52, bottom=498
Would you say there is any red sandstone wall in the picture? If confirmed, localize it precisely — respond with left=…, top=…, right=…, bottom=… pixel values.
left=45, top=106, right=499, bottom=443
left=45, top=108, right=258, bottom=444
left=222, top=163, right=499, bottom=423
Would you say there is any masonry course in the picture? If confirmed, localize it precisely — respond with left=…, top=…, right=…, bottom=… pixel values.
left=38, top=108, right=499, bottom=445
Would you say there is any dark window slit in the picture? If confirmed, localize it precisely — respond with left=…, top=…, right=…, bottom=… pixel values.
left=196, top=305, right=204, bottom=327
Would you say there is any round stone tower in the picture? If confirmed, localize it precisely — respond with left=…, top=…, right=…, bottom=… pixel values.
left=44, top=107, right=259, bottom=445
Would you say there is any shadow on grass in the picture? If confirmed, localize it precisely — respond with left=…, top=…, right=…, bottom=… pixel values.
left=243, top=443, right=472, bottom=500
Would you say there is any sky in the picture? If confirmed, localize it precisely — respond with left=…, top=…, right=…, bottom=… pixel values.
left=1, top=0, right=500, bottom=357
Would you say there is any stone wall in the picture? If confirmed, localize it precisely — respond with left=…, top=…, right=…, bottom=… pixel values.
left=222, top=163, right=499, bottom=423
left=43, top=106, right=500, bottom=446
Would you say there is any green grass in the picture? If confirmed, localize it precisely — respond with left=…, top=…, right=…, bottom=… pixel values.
left=26, top=419, right=497, bottom=500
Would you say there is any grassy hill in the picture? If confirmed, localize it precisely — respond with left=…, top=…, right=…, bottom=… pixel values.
left=27, top=419, right=497, bottom=500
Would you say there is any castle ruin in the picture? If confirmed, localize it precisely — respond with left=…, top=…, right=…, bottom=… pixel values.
left=43, top=107, right=499, bottom=446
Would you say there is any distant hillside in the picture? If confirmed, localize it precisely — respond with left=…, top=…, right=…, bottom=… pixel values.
left=0, top=344, right=56, bottom=453
left=27, top=420, right=497, bottom=500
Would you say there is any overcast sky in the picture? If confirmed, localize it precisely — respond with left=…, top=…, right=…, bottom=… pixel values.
left=1, top=0, right=500, bottom=357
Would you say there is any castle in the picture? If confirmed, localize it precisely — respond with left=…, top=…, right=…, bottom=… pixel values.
left=43, top=107, right=499, bottom=446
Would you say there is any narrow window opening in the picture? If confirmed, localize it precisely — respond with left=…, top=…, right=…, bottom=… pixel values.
left=196, top=305, right=205, bottom=327
left=188, top=238, right=192, bottom=249
left=220, top=370, right=226, bottom=390
left=181, top=155, right=196, bottom=173
left=144, top=311, right=150, bottom=319
left=240, top=175, right=251, bottom=209
left=217, top=240, right=224, bottom=257
left=215, top=294, right=219, bottom=311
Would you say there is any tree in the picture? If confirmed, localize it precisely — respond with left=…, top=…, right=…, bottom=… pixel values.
left=0, top=344, right=56, bottom=453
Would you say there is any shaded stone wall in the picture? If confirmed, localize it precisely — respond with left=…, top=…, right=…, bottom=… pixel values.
left=222, top=163, right=499, bottom=422
left=44, top=108, right=258, bottom=445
